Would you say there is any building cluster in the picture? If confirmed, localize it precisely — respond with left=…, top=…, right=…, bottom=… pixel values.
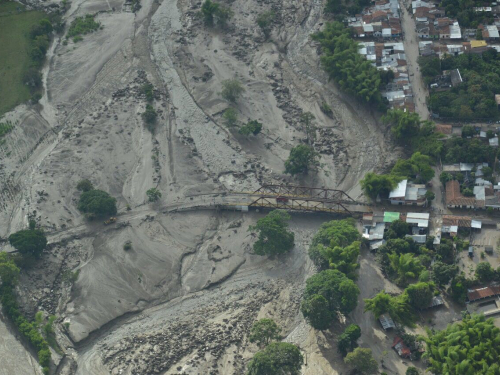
left=389, top=179, right=428, bottom=206
left=443, top=163, right=500, bottom=211
left=412, top=1, right=461, bottom=40
left=362, top=210, right=430, bottom=250
left=347, top=0, right=417, bottom=111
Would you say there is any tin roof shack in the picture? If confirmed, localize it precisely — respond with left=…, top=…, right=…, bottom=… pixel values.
left=389, top=180, right=428, bottom=206
left=379, top=314, right=396, bottom=330
left=392, top=336, right=411, bottom=358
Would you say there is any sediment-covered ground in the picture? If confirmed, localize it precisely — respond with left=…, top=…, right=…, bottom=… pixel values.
left=0, top=0, right=404, bottom=373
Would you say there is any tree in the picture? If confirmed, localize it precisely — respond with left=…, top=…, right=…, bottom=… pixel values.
left=344, top=348, right=378, bottom=375
left=142, top=104, right=157, bottom=125
left=404, top=282, right=435, bottom=310
left=360, top=172, right=401, bottom=200
left=146, top=188, right=162, bottom=202
left=247, top=342, right=303, bottom=375
left=249, top=210, right=294, bottom=256
left=300, top=294, right=333, bottom=330
left=382, top=109, right=421, bottom=140
left=421, top=314, right=500, bottom=375
left=387, top=252, right=424, bottom=286
left=316, top=241, right=360, bottom=279
left=0, top=253, right=20, bottom=286
left=201, top=0, right=219, bottom=26
left=440, top=172, right=453, bottom=186
left=302, top=269, right=360, bottom=326
left=239, top=120, right=263, bottom=136
left=406, top=366, right=420, bottom=375
left=256, top=11, right=275, bottom=38
left=475, top=261, right=495, bottom=283
left=222, top=107, right=238, bottom=127
left=249, top=319, right=281, bottom=347
left=385, top=220, right=410, bottom=240
left=448, top=274, right=470, bottom=304
left=364, top=290, right=414, bottom=327
left=425, top=190, right=435, bottom=201
left=284, top=145, right=319, bottom=175
left=299, top=112, right=316, bottom=145
left=8, top=229, right=47, bottom=258
left=338, top=324, right=361, bottom=356
left=220, top=79, right=245, bottom=103
left=77, top=189, right=117, bottom=217
left=76, top=179, right=94, bottom=192
left=436, top=239, right=454, bottom=264
left=308, top=218, right=360, bottom=270
left=432, top=261, right=458, bottom=286
left=391, top=152, right=435, bottom=183
left=461, top=125, right=476, bottom=138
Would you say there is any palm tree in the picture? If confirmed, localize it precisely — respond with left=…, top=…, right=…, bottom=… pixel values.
left=388, top=253, right=423, bottom=286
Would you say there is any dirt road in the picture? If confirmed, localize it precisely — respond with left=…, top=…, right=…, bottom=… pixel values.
left=399, top=0, right=430, bottom=120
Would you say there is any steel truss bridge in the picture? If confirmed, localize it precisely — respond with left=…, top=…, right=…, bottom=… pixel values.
left=243, top=184, right=366, bottom=215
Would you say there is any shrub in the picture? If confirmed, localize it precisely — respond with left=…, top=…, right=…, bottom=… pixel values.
left=248, top=210, right=294, bottom=256
left=220, top=79, right=245, bottom=103
left=256, top=11, right=275, bottom=38
left=248, top=319, right=281, bottom=347
left=142, top=104, right=157, bottom=126
left=222, top=107, right=238, bottom=127
left=123, top=241, right=132, bottom=251
left=66, top=14, right=100, bottom=40
left=247, top=342, right=303, bottom=375
left=142, top=83, right=154, bottom=102
left=76, top=179, right=94, bottom=192
left=146, top=187, right=162, bottom=202
left=239, top=120, right=262, bottom=136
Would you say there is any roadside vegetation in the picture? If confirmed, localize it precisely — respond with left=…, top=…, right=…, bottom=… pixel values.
left=66, top=14, right=101, bottom=42
left=439, top=0, right=493, bottom=28
left=0, top=1, right=62, bottom=115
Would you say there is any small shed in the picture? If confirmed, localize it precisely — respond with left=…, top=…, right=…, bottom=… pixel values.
left=379, top=314, right=396, bottom=330
left=392, top=336, right=411, bottom=358
left=485, top=246, right=494, bottom=254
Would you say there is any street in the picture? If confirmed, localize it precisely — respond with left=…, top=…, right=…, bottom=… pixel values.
left=399, top=0, right=430, bottom=120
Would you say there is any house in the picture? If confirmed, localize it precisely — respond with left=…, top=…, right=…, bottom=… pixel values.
left=406, top=212, right=429, bottom=226
left=392, top=336, right=411, bottom=358
left=483, top=25, right=500, bottom=41
left=379, top=314, right=396, bottom=330
left=389, top=180, right=428, bottom=206
left=467, top=285, right=500, bottom=302
left=445, top=180, right=477, bottom=209
left=442, top=214, right=473, bottom=228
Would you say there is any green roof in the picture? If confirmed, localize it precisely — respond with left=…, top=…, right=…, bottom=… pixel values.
left=383, top=212, right=400, bottom=223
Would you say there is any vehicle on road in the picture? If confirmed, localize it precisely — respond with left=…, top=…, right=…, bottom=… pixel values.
left=276, top=196, right=289, bottom=203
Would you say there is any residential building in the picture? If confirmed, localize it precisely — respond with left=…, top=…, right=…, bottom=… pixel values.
left=389, top=180, right=428, bottom=206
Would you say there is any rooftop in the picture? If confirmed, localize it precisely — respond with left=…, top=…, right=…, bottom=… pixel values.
left=442, top=214, right=472, bottom=228
left=468, top=285, right=500, bottom=302
left=389, top=179, right=408, bottom=198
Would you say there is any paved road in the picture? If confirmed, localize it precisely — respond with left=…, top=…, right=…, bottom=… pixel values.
left=399, top=0, right=430, bottom=120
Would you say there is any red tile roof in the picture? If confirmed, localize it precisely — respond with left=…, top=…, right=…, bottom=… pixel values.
left=392, top=336, right=411, bottom=358
left=446, top=180, right=477, bottom=207
left=467, top=285, right=500, bottom=302
left=442, top=214, right=472, bottom=228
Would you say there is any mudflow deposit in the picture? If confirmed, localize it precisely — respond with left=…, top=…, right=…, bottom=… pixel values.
left=0, top=0, right=404, bottom=373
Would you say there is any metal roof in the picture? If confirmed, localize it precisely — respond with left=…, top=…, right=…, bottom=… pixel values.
left=384, top=212, right=401, bottom=222
left=471, top=220, right=482, bottom=229
left=406, top=218, right=429, bottom=227
left=405, top=187, right=418, bottom=201
left=407, top=212, right=430, bottom=219
left=390, top=180, right=407, bottom=198
left=487, top=25, right=499, bottom=38
left=410, top=234, right=427, bottom=243
left=474, top=186, right=486, bottom=201
left=450, top=24, right=462, bottom=39
left=379, top=314, right=396, bottom=330
left=490, top=137, right=499, bottom=147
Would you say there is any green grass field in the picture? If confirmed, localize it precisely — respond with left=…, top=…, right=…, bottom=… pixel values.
left=0, top=0, right=45, bottom=116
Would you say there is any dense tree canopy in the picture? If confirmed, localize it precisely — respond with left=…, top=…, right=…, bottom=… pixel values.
left=77, top=189, right=117, bottom=217
left=249, top=319, right=281, bottom=348
left=300, top=294, right=333, bottom=330
left=344, top=347, right=378, bottom=374
left=338, top=324, right=361, bottom=357
left=384, top=220, right=410, bottom=240
left=432, top=261, right=458, bottom=286
left=247, top=342, right=303, bottom=375
left=360, top=172, right=401, bottom=201
left=249, top=210, right=295, bottom=256
left=311, top=22, right=386, bottom=105
left=387, top=252, right=424, bottom=286
left=421, top=314, right=500, bottom=375
left=302, top=269, right=360, bottom=328
left=382, top=109, right=421, bottom=141
left=404, top=282, right=435, bottom=310
left=443, top=137, right=498, bottom=165
left=284, top=145, right=319, bottom=175
left=390, top=152, right=435, bottom=183
left=423, top=51, right=500, bottom=120
left=475, top=262, right=496, bottom=283
left=8, top=229, right=47, bottom=258
left=364, top=290, right=414, bottom=327
left=0, top=253, right=20, bottom=286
